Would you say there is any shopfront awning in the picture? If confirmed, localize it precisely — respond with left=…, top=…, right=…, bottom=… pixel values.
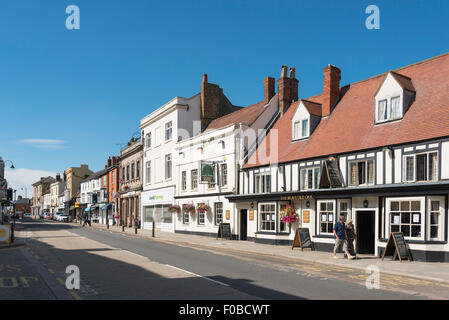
left=101, top=203, right=112, bottom=210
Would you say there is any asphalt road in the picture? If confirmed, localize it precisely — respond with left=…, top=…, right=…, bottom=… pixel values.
left=16, top=220, right=426, bottom=300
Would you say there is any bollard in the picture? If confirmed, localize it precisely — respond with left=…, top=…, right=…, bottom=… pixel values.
left=11, top=224, right=14, bottom=243
left=152, top=220, right=155, bottom=237
left=122, top=225, right=125, bottom=232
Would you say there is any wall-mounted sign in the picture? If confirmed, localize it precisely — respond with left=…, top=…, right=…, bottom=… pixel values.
left=249, top=210, right=254, bottom=221
left=200, top=161, right=215, bottom=183
left=280, top=195, right=313, bottom=201
left=226, top=210, right=230, bottom=220
left=302, top=210, right=310, bottom=223
left=75, top=202, right=80, bottom=208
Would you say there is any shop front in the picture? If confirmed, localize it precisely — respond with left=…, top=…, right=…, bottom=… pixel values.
left=141, top=187, right=174, bottom=232
left=228, top=183, right=449, bottom=262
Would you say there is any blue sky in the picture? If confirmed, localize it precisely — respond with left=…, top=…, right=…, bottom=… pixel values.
left=2, top=0, right=449, bottom=197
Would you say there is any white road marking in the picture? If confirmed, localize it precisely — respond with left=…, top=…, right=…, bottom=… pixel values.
left=165, top=264, right=230, bottom=287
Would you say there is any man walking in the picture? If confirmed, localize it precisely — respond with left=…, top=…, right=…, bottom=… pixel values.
left=333, top=215, right=355, bottom=260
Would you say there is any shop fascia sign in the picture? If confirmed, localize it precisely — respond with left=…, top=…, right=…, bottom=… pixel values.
left=280, top=195, right=314, bottom=201
left=149, top=195, right=164, bottom=201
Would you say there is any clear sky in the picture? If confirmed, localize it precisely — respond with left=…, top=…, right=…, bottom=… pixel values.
left=2, top=0, right=449, bottom=197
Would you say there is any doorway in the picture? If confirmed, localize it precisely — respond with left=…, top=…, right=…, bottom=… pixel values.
left=240, top=209, right=248, bottom=240
left=356, top=210, right=375, bottom=254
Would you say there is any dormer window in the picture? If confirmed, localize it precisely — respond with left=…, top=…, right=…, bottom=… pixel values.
left=375, top=71, right=415, bottom=124
left=293, top=119, right=309, bottom=140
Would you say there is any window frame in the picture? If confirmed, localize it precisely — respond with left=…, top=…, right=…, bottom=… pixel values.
left=146, top=132, right=152, bottom=148
left=165, top=153, right=172, bottom=180
left=255, top=173, right=271, bottom=194
left=259, top=202, right=276, bottom=232
left=191, top=169, right=198, bottom=191
left=165, top=121, right=173, bottom=142
left=221, top=163, right=228, bottom=187
left=348, top=159, right=375, bottom=186
left=386, top=197, right=425, bottom=241
left=181, top=171, right=187, bottom=191
left=145, top=161, right=151, bottom=184
left=318, top=200, right=336, bottom=235
left=428, top=196, right=445, bottom=241
left=403, top=151, right=439, bottom=183
left=300, top=167, right=320, bottom=191
left=214, top=202, right=223, bottom=226
left=292, top=118, right=310, bottom=140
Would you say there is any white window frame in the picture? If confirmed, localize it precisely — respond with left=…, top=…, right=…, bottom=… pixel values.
left=145, top=161, right=151, bottom=185
left=300, top=167, right=320, bottom=191
left=292, top=118, right=310, bottom=140
left=183, top=209, right=189, bottom=225
left=214, top=202, right=223, bottom=225
left=348, top=159, right=374, bottom=186
left=318, top=200, right=336, bottom=235
left=259, top=202, right=276, bottom=232
left=255, top=173, right=271, bottom=193
left=221, top=163, right=228, bottom=187
left=386, top=197, right=425, bottom=241
left=165, top=154, right=172, bottom=180
left=403, top=151, right=439, bottom=183
left=278, top=202, right=290, bottom=233
left=191, top=169, right=198, bottom=191
left=428, top=196, right=445, bottom=241
left=338, top=199, right=352, bottom=221
left=198, top=210, right=205, bottom=225
left=165, top=121, right=173, bottom=142
left=376, top=99, right=388, bottom=123
left=146, top=132, right=152, bottom=148
left=181, top=171, right=187, bottom=191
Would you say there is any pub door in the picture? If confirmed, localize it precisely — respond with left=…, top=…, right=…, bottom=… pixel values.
left=240, top=210, right=247, bottom=240
left=356, top=210, right=375, bottom=254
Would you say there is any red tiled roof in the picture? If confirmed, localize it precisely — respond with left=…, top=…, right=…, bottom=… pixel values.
left=245, top=52, right=449, bottom=168
left=205, top=100, right=266, bottom=131
left=301, top=99, right=322, bottom=117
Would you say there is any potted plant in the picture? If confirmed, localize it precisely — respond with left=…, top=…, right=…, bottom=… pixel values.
left=280, top=204, right=299, bottom=226
left=182, top=204, right=196, bottom=215
left=169, top=204, right=181, bottom=214
left=196, top=203, right=211, bottom=214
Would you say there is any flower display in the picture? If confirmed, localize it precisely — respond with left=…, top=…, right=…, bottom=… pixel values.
left=182, top=204, right=196, bottom=215
left=168, top=205, right=181, bottom=214
left=280, top=204, right=299, bottom=223
left=196, top=203, right=211, bottom=214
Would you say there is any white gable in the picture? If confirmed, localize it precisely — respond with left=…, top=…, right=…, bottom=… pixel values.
left=374, top=72, right=405, bottom=124
left=375, top=73, right=403, bottom=100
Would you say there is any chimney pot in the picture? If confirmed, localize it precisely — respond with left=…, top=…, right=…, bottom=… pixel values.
left=281, top=65, right=288, bottom=78
left=289, top=67, right=296, bottom=79
left=203, top=74, right=208, bottom=83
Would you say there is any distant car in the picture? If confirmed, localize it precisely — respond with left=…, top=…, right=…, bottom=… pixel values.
left=54, top=212, right=64, bottom=220
left=57, top=214, right=69, bottom=222
left=44, top=213, right=53, bottom=220
left=24, top=213, right=32, bottom=218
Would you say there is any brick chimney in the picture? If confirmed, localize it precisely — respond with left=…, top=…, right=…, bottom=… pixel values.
left=322, top=65, right=341, bottom=117
left=278, top=65, right=299, bottom=115
left=56, top=173, right=61, bottom=182
left=264, top=77, right=275, bottom=104
left=107, top=157, right=112, bottom=168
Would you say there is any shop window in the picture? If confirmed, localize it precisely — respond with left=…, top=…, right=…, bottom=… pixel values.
left=161, top=205, right=172, bottom=223
left=319, top=201, right=335, bottom=234
left=300, top=167, right=320, bottom=191
left=259, top=203, right=276, bottom=232
left=388, top=199, right=423, bottom=239
left=214, top=203, right=223, bottom=225
left=278, top=203, right=289, bottom=232
left=404, top=151, right=438, bottom=182
left=144, top=206, right=154, bottom=223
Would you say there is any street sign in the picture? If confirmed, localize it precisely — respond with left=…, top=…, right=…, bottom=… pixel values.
left=0, top=225, right=11, bottom=244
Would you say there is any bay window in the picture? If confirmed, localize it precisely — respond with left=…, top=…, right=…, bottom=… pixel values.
left=349, top=159, right=374, bottom=186
left=404, top=151, right=438, bottom=182
left=300, top=167, right=320, bottom=190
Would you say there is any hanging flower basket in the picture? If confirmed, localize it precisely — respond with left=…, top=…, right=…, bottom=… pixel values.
left=183, top=204, right=196, bottom=215
left=196, top=203, right=210, bottom=214
left=280, top=204, right=299, bottom=223
left=168, top=205, right=181, bottom=214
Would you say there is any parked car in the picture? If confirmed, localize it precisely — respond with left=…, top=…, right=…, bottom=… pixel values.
left=44, top=213, right=53, bottom=220
left=53, top=212, right=64, bottom=221
left=24, top=213, right=32, bottom=218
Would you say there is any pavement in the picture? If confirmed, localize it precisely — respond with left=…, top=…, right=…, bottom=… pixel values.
left=72, top=221, right=449, bottom=285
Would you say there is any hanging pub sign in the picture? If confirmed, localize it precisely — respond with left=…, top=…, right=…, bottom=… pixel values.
left=217, top=223, right=232, bottom=240
left=319, top=158, right=344, bottom=189
left=200, top=161, right=215, bottom=183
left=381, top=232, right=412, bottom=262
left=292, top=228, right=314, bottom=251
